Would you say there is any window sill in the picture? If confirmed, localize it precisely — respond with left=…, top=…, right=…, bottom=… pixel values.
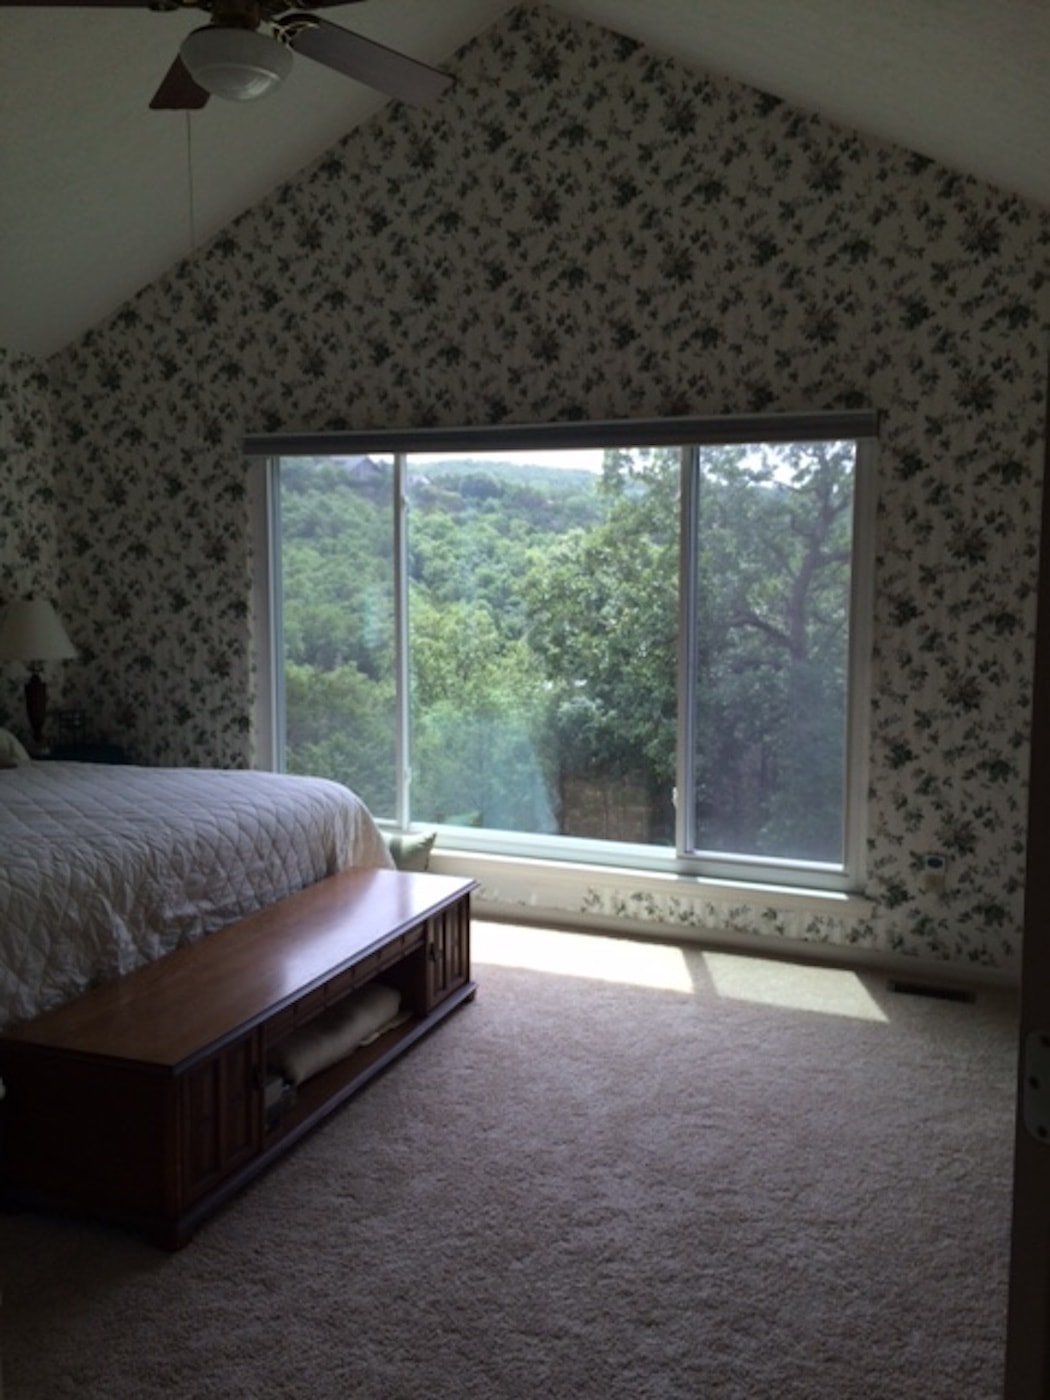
left=430, top=848, right=873, bottom=924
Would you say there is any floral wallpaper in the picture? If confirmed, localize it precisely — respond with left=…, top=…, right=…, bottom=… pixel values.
left=29, top=2, right=1050, bottom=972
left=0, top=349, right=59, bottom=729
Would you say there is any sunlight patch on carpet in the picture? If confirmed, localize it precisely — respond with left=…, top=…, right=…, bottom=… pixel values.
left=702, top=951, right=888, bottom=1021
left=473, top=922, right=694, bottom=991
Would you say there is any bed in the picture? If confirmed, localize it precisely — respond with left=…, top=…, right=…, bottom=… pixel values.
left=0, top=756, right=393, bottom=1030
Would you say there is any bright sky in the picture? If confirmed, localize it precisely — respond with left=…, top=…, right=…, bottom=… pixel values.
left=415, top=449, right=604, bottom=472
left=405, top=441, right=852, bottom=481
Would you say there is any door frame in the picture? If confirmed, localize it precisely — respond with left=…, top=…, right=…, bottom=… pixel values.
left=1004, top=362, right=1050, bottom=1396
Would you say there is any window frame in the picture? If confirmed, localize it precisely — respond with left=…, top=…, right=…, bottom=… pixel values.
left=248, top=411, right=878, bottom=894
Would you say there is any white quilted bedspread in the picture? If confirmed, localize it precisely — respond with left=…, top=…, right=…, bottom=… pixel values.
left=0, top=763, right=393, bottom=1029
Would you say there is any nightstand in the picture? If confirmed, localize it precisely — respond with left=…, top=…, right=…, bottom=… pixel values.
left=41, top=742, right=129, bottom=764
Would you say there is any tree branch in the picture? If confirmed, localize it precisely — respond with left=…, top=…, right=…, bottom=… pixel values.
left=730, top=611, right=791, bottom=647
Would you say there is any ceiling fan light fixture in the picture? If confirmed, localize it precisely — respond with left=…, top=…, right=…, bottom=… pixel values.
left=180, top=25, right=293, bottom=102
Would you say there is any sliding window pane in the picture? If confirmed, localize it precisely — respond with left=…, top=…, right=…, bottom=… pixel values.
left=690, top=441, right=855, bottom=864
left=278, top=455, right=396, bottom=818
left=405, top=447, right=678, bottom=843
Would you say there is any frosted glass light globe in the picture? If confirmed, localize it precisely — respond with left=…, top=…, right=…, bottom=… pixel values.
left=180, top=26, right=293, bottom=102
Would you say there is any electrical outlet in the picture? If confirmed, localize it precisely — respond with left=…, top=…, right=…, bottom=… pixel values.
left=922, top=853, right=947, bottom=894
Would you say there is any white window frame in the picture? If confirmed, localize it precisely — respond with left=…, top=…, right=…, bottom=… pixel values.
left=247, top=412, right=878, bottom=893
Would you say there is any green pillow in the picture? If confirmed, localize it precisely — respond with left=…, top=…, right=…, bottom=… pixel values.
left=383, top=830, right=436, bottom=871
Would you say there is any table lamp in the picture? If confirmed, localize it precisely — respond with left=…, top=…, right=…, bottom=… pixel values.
left=0, top=599, right=78, bottom=749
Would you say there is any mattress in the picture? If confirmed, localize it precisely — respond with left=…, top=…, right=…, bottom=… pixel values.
left=0, top=762, right=393, bottom=1029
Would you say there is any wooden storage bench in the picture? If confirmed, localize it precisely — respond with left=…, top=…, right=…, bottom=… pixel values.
left=0, top=868, right=476, bottom=1248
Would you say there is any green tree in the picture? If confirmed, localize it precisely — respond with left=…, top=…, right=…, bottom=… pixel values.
left=522, top=448, right=680, bottom=839
left=284, top=661, right=395, bottom=815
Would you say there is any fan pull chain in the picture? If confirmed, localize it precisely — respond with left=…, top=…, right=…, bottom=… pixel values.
left=185, top=111, right=198, bottom=260
left=184, top=112, right=205, bottom=459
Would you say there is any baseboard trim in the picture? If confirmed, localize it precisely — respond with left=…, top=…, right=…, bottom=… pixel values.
left=472, top=903, right=1020, bottom=993
left=428, top=849, right=1019, bottom=992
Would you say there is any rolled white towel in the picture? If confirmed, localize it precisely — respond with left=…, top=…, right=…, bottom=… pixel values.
left=269, top=981, right=402, bottom=1086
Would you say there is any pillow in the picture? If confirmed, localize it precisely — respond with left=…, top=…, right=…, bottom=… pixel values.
left=269, top=981, right=402, bottom=1087
left=382, top=829, right=436, bottom=871
left=0, top=727, right=31, bottom=768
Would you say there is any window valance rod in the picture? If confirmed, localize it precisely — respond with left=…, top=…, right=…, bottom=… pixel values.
left=245, top=410, right=879, bottom=459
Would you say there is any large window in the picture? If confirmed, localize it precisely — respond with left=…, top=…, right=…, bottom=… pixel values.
left=254, top=415, right=876, bottom=890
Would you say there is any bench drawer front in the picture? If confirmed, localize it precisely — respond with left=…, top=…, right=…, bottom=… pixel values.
left=294, top=987, right=327, bottom=1025
left=264, top=1006, right=297, bottom=1047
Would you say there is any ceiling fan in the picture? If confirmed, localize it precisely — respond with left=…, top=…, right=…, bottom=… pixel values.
left=3, top=0, right=455, bottom=109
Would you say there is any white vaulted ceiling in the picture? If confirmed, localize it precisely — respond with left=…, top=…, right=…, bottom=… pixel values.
left=2, top=0, right=1048, bottom=359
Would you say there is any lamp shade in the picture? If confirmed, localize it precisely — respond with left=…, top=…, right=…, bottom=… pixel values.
left=180, top=25, right=293, bottom=101
left=0, top=600, right=77, bottom=663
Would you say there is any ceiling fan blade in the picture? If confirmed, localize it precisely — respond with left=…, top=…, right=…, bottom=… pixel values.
left=282, top=15, right=452, bottom=107
left=0, top=0, right=177, bottom=6
left=262, top=0, right=366, bottom=8
left=149, top=55, right=210, bottom=110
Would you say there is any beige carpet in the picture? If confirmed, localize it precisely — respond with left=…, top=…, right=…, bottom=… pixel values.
left=0, top=922, right=1019, bottom=1399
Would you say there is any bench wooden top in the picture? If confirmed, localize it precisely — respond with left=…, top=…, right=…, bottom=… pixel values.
left=1, top=868, right=475, bottom=1069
